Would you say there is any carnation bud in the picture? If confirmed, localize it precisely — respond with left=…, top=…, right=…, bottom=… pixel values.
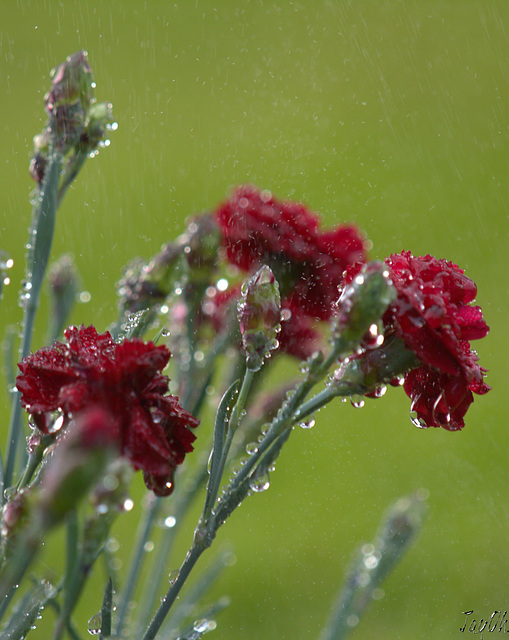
left=238, top=265, right=281, bottom=371
left=0, top=489, right=32, bottom=562
left=323, top=491, right=427, bottom=638
left=37, top=407, right=119, bottom=528
left=82, top=460, right=133, bottom=566
left=45, top=50, right=94, bottom=113
left=179, top=214, right=221, bottom=275
left=30, top=50, right=115, bottom=182
left=117, top=243, right=183, bottom=314
left=332, top=262, right=397, bottom=356
left=51, top=100, right=86, bottom=151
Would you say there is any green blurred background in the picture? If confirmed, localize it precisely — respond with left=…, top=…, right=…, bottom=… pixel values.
left=1, top=1, right=508, bottom=638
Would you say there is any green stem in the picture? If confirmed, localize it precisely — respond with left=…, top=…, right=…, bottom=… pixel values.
left=137, top=462, right=209, bottom=631
left=228, top=367, right=253, bottom=433
left=16, top=443, right=46, bottom=491
left=53, top=512, right=81, bottom=640
left=292, top=383, right=362, bottom=424
left=4, top=153, right=63, bottom=492
left=202, top=368, right=254, bottom=523
left=141, top=542, right=206, bottom=640
left=115, top=496, right=162, bottom=636
left=140, top=333, right=399, bottom=638
left=162, top=550, right=230, bottom=635
left=56, top=151, right=87, bottom=206
left=99, top=577, right=113, bottom=639
left=0, top=526, right=45, bottom=608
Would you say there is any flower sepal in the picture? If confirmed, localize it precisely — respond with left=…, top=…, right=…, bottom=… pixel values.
left=330, top=334, right=421, bottom=396
left=332, top=261, right=397, bottom=358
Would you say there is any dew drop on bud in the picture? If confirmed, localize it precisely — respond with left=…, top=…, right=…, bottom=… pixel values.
left=371, top=385, right=387, bottom=399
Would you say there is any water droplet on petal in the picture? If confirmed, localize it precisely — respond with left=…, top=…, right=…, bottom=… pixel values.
left=281, top=307, right=292, bottom=321
left=409, top=410, right=427, bottom=428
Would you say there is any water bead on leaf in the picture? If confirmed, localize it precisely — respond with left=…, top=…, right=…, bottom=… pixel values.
left=87, top=612, right=102, bottom=636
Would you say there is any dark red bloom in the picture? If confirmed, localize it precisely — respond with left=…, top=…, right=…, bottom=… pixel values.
left=278, top=299, right=322, bottom=360
left=16, top=325, right=199, bottom=496
left=383, top=252, right=490, bottom=430
left=214, top=185, right=367, bottom=321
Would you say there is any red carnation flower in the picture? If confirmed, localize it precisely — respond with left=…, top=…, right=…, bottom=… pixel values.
left=383, top=252, right=490, bottom=430
left=278, top=299, right=322, bottom=360
left=16, top=325, right=199, bottom=496
left=214, top=185, right=367, bottom=321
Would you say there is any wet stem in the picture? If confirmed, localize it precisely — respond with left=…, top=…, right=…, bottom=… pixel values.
left=142, top=344, right=366, bottom=639
left=3, top=153, right=63, bottom=493
left=114, top=496, right=162, bottom=636
left=201, top=366, right=254, bottom=522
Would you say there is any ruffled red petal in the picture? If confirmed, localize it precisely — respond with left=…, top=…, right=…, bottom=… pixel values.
left=16, top=325, right=199, bottom=495
left=215, top=185, right=367, bottom=321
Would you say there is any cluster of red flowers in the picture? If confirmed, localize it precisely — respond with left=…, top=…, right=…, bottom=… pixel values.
left=213, top=185, right=490, bottom=430
left=213, top=185, right=368, bottom=359
left=16, top=325, right=198, bottom=496
left=15, top=186, right=491, bottom=501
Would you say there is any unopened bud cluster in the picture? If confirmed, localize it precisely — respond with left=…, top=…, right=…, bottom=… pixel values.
left=29, top=50, right=115, bottom=184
